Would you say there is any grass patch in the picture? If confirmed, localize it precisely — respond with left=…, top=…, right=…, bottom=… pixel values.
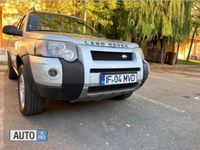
left=178, top=59, right=200, bottom=65
left=0, top=61, right=7, bottom=65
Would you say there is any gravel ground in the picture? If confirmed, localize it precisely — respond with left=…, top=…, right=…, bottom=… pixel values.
left=1, top=64, right=200, bottom=150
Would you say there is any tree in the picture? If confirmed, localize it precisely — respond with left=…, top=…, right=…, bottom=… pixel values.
left=3, top=0, right=192, bottom=64
left=186, top=0, right=200, bottom=61
left=3, top=0, right=35, bottom=25
left=123, top=0, right=191, bottom=63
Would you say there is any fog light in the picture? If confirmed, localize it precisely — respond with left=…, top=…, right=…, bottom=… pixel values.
left=48, top=69, right=57, bottom=77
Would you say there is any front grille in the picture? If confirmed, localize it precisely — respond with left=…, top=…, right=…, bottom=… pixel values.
left=91, top=51, right=132, bottom=61
left=88, top=83, right=139, bottom=93
left=90, top=68, right=140, bottom=73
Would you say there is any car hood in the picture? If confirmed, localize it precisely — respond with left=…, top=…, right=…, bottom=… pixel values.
left=24, top=31, right=139, bottom=49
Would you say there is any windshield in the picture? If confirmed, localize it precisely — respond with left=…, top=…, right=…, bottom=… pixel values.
left=27, top=12, right=98, bottom=36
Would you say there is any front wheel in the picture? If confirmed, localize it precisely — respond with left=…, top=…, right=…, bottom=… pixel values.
left=18, top=65, right=45, bottom=116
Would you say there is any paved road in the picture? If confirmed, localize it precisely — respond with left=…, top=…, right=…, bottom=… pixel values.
left=1, top=68, right=200, bottom=150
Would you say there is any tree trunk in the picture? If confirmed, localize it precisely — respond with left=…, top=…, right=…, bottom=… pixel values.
left=186, top=26, right=198, bottom=61
left=131, top=34, right=136, bottom=43
left=160, top=39, right=165, bottom=64
left=175, top=41, right=180, bottom=64
left=172, top=42, right=176, bottom=52
left=138, top=38, right=143, bottom=46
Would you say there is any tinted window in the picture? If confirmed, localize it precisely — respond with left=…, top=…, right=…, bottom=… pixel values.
left=28, top=12, right=98, bottom=36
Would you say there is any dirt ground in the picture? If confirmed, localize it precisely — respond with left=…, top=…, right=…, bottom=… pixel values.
left=150, top=63, right=200, bottom=78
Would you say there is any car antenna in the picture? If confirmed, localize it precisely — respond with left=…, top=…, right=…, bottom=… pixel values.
left=30, top=6, right=36, bottom=12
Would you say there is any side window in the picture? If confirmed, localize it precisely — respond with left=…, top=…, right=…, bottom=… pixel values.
left=18, top=16, right=26, bottom=31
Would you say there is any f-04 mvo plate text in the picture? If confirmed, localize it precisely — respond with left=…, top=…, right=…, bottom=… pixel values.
left=100, top=73, right=137, bottom=86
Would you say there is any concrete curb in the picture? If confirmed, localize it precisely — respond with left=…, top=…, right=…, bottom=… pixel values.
left=0, top=65, right=7, bottom=72
left=0, top=72, right=4, bottom=149
left=150, top=63, right=200, bottom=74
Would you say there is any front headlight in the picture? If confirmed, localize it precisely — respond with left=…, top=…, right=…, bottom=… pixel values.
left=35, top=40, right=78, bottom=62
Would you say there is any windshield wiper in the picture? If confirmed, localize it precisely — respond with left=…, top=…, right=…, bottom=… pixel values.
left=30, top=30, right=58, bottom=32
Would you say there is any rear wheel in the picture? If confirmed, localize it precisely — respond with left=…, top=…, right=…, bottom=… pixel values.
left=7, top=53, right=18, bottom=79
left=18, top=65, right=45, bottom=116
left=111, top=91, right=133, bottom=101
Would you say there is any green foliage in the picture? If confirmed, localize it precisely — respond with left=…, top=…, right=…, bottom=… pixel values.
left=191, top=0, right=200, bottom=28
left=3, top=0, right=192, bottom=43
left=178, top=59, right=200, bottom=65
left=124, top=0, right=190, bottom=42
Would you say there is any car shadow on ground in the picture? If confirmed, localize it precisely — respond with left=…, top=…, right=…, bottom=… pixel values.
left=22, top=96, right=146, bottom=129
left=26, top=98, right=131, bottom=119
left=44, top=99, right=117, bottom=114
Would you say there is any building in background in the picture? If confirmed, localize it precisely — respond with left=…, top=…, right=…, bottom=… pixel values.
left=0, top=2, right=4, bottom=47
left=177, top=36, right=200, bottom=60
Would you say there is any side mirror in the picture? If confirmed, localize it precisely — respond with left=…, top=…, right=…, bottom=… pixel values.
left=3, top=25, right=22, bottom=36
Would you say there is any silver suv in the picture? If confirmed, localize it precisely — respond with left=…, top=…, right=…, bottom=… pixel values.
left=3, top=11, right=149, bottom=115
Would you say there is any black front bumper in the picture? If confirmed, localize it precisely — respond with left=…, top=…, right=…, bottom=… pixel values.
left=22, top=55, right=149, bottom=101
left=22, top=56, right=84, bottom=100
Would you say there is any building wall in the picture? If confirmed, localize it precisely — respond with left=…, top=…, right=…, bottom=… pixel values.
left=176, top=37, right=200, bottom=60
left=141, top=37, right=200, bottom=61
left=0, top=6, right=2, bottom=47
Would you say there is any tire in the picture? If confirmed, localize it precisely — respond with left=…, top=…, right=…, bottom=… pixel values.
left=18, top=65, right=45, bottom=116
left=7, top=53, right=18, bottom=79
left=111, top=91, right=133, bottom=101
left=142, top=60, right=149, bottom=85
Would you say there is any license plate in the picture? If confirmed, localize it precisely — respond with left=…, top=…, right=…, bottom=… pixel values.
left=100, top=73, right=137, bottom=86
